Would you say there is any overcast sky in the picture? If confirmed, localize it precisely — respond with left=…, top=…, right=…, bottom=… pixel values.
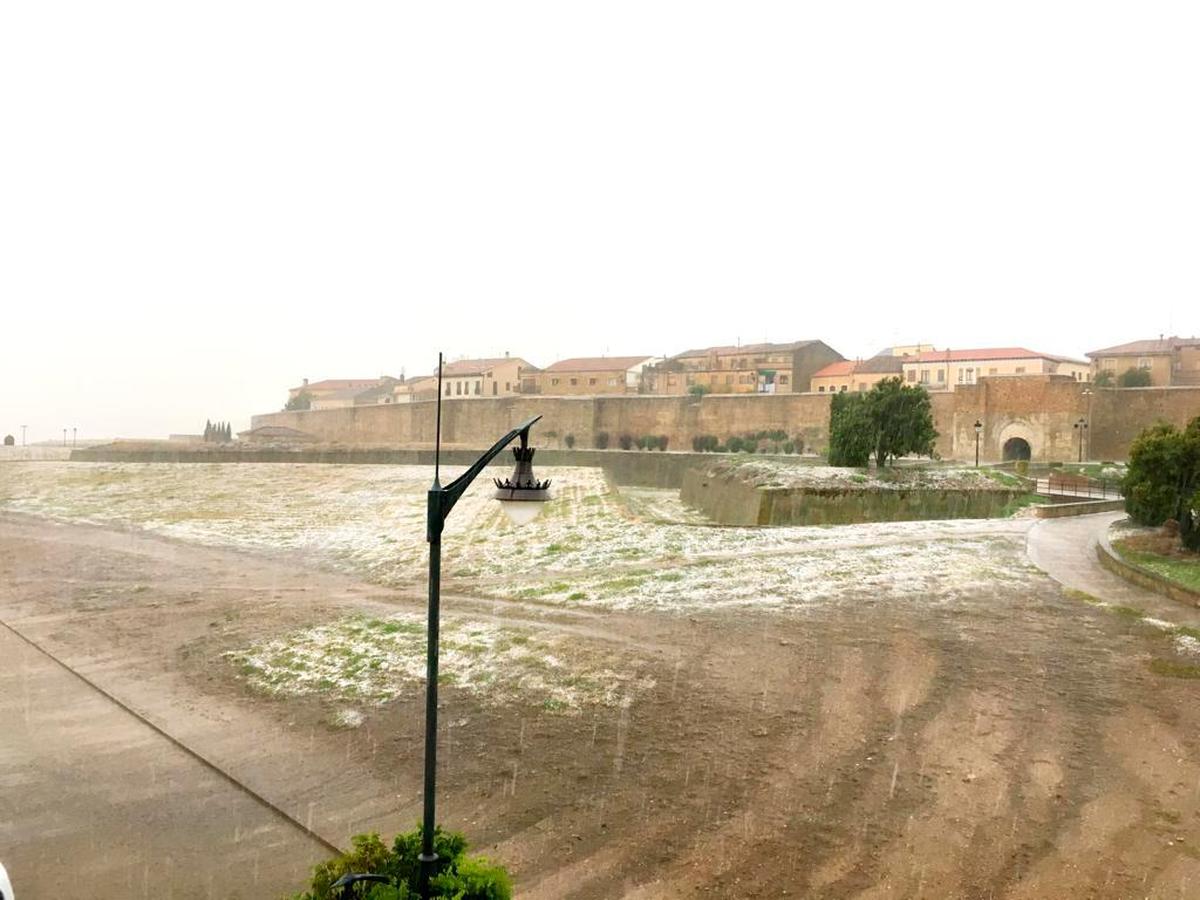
left=2, top=2, right=1196, bottom=441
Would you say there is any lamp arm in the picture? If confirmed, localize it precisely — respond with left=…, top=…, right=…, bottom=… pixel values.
left=435, top=415, right=542, bottom=526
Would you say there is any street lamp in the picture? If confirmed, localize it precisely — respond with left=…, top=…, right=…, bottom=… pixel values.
left=417, top=354, right=550, bottom=898
left=973, top=419, right=983, bottom=467
left=1073, top=418, right=1089, bottom=463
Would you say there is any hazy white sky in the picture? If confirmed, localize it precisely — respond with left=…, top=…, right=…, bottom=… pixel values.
left=1, top=2, right=1196, bottom=441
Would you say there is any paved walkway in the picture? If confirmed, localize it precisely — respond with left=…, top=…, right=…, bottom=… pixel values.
left=0, top=626, right=330, bottom=900
left=1026, top=511, right=1200, bottom=628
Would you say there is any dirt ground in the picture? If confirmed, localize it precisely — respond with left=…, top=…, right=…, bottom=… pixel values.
left=2, top=511, right=1200, bottom=899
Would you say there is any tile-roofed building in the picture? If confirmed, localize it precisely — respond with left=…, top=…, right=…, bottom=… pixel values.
left=642, top=339, right=842, bottom=395
left=810, top=353, right=905, bottom=393
left=288, top=377, right=390, bottom=404
left=527, top=356, right=659, bottom=395
left=437, top=354, right=536, bottom=399
left=900, top=348, right=1091, bottom=391
left=1086, top=336, right=1200, bottom=386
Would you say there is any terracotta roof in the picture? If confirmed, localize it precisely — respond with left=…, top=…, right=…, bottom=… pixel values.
left=440, top=357, right=527, bottom=376
left=811, top=360, right=857, bottom=378
left=291, top=378, right=386, bottom=393
left=812, top=355, right=904, bottom=379
left=671, top=340, right=822, bottom=359
left=542, top=356, right=654, bottom=373
left=1086, top=336, right=1200, bottom=357
left=906, top=348, right=1063, bottom=364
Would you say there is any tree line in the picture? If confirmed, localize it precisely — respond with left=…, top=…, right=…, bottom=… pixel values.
left=204, top=420, right=232, bottom=442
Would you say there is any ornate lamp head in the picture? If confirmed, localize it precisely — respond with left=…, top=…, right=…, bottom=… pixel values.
left=493, top=437, right=552, bottom=526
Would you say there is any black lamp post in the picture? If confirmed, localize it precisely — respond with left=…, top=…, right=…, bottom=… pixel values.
left=973, top=419, right=983, bottom=467
left=419, top=354, right=550, bottom=898
left=1074, top=418, right=1088, bottom=463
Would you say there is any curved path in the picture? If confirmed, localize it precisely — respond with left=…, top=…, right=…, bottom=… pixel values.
left=1026, top=510, right=1200, bottom=629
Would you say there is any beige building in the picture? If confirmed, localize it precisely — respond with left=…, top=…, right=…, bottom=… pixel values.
left=810, top=354, right=905, bottom=393
left=288, top=378, right=390, bottom=407
left=392, top=375, right=440, bottom=404
left=900, top=348, right=1091, bottom=391
left=1087, top=336, right=1200, bottom=386
left=439, top=356, right=536, bottom=399
left=642, top=340, right=843, bottom=395
left=527, top=356, right=659, bottom=395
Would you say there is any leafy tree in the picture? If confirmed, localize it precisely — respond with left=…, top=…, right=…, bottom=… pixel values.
left=564, top=433, right=575, bottom=449
left=828, top=378, right=937, bottom=467
left=867, top=377, right=938, bottom=467
left=687, top=384, right=710, bottom=397
left=1093, top=370, right=1114, bottom=387
left=828, top=392, right=874, bottom=466
left=617, top=433, right=633, bottom=450
left=204, top=419, right=212, bottom=442
left=293, top=826, right=511, bottom=900
left=285, top=391, right=313, bottom=411
left=593, top=431, right=609, bottom=449
left=1123, top=417, right=1200, bottom=550
left=1118, top=366, right=1152, bottom=388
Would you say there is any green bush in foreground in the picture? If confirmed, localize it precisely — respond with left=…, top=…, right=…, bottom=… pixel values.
left=293, top=827, right=512, bottom=900
left=1123, top=417, right=1200, bottom=551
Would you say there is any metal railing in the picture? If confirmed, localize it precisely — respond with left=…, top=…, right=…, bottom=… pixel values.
left=1034, top=473, right=1123, bottom=500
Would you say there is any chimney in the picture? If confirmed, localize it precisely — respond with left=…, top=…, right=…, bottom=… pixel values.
left=302, top=378, right=309, bottom=386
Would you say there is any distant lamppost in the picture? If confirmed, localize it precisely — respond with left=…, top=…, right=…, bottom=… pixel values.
left=973, top=419, right=983, bottom=467
left=1081, top=387, right=1093, bottom=460
left=62, top=428, right=67, bottom=447
left=72, top=427, right=77, bottom=447
left=1074, top=418, right=1089, bottom=463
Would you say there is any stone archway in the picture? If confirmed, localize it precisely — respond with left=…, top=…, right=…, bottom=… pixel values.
left=1002, top=437, right=1032, bottom=461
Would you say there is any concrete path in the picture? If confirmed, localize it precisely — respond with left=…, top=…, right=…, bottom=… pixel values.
left=1026, top=511, right=1200, bottom=628
left=0, top=626, right=330, bottom=900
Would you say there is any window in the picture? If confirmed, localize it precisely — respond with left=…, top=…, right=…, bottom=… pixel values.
left=445, top=383, right=451, bottom=396
left=937, top=370, right=945, bottom=383
left=920, top=369, right=930, bottom=384
left=607, top=377, right=617, bottom=386
left=819, top=386, right=825, bottom=392
left=551, top=378, right=560, bottom=386
left=455, top=382, right=461, bottom=395
left=957, top=369, right=964, bottom=384
left=1137, top=357, right=1152, bottom=370
left=778, top=375, right=788, bottom=384
left=589, top=378, right=597, bottom=386
left=492, top=382, right=497, bottom=395
left=839, top=385, right=848, bottom=392
left=1014, top=366, right=1025, bottom=375
left=726, top=374, right=733, bottom=385
left=906, top=370, right=916, bottom=382
left=570, top=378, right=578, bottom=386
left=505, top=382, right=510, bottom=391
left=857, top=382, right=866, bottom=391
left=989, top=368, right=998, bottom=376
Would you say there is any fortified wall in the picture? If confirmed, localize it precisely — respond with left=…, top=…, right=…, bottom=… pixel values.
left=251, top=378, right=1200, bottom=462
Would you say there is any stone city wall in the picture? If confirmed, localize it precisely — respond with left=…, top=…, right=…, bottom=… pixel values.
left=250, top=379, right=1200, bottom=462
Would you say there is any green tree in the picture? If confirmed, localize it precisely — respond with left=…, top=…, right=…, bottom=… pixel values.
left=828, top=379, right=938, bottom=468
left=285, top=391, right=313, bottom=411
left=1093, top=370, right=1114, bottom=387
left=1118, top=366, right=1152, bottom=388
left=867, top=377, right=938, bottom=467
left=687, top=383, right=710, bottom=397
left=828, top=392, right=874, bottom=466
left=1122, top=417, right=1200, bottom=550
left=204, top=419, right=212, bottom=442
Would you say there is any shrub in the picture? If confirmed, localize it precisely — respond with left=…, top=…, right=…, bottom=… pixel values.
left=1123, top=418, right=1200, bottom=549
left=1118, top=366, right=1152, bottom=388
left=1014, top=460, right=1029, bottom=475
left=594, top=432, right=609, bottom=450
left=658, top=435, right=669, bottom=451
left=782, top=440, right=795, bottom=454
left=692, top=434, right=719, bottom=453
left=617, top=434, right=633, bottom=451
left=726, top=436, right=745, bottom=453
left=1094, top=370, right=1115, bottom=387
left=688, top=384, right=711, bottom=397
left=564, top=434, right=575, bottom=449
left=293, top=826, right=511, bottom=899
